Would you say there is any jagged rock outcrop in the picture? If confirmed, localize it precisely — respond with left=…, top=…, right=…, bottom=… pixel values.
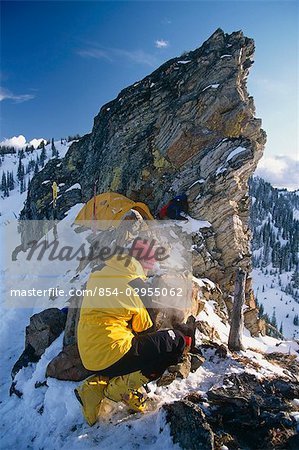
left=20, top=28, right=266, bottom=334
left=162, top=372, right=299, bottom=450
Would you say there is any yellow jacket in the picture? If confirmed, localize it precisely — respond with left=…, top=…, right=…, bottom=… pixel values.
left=77, top=255, right=153, bottom=371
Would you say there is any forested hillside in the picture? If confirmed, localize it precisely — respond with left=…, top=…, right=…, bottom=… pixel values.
left=249, top=177, right=299, bottom=338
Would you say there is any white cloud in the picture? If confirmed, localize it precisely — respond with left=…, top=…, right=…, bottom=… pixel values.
left=155, top=39, right=169, bottom=49
left=255, top=155, right=299, bottom=191
left=77, top=49, right=112, bottom=61
left=0, top=135, right=46, bottom=149
left=0, top=87, right=35, bottom=103
left=78, top=46, right=158, bottom=67
left=113, top=48, right=158, bottom=66
left=0, top=135, right=27, bottom=148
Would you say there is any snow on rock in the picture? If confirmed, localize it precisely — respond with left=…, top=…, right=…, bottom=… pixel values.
left=65, top=183, right=81, bottom=192
left=202, top=83, right=220, bottom=92
left=177, top=60, right=192, bottom=64
left=226, top=146, right=247, bottom=162
left=215, top=165, right=227, bottom=176
left=188, top=179, right=205, bottom=189
left=177, top=216, right=212, bottom=233
left=42, top=180, right=51, bottom=185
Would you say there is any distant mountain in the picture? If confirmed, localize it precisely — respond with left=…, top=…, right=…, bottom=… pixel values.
left=249, top=176, right=299, bottom=339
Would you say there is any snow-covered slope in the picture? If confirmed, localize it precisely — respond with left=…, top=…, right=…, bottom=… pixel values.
left=249, top=177, right=299, bottom=339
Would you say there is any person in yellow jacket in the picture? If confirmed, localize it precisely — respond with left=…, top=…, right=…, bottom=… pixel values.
left=75, top=238, right=189, bottom=426
left=51, top=181, right=58, bottom=208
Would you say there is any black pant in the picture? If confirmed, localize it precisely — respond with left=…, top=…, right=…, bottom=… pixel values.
left=95, top=329, right=185, bottom=380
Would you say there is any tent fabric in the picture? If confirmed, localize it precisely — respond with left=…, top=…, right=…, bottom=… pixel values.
left=75, top=192, right=154, bottom=229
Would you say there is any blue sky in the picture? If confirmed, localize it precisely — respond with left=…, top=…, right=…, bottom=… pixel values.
left=0, top=1, right=298, bottom=187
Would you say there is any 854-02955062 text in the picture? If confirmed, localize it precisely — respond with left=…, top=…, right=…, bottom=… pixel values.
left=9, top=286, right=184, bottom=298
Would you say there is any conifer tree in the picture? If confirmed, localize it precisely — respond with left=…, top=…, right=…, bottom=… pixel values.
left=1, top=172, right=7, bottom=192
left=9, top=171, right=15, bottom=190
left=40, top=142, right=46, bottom=167
left=17, top=158, right=24, bottom=182
left=51, top=138, right=57, bottom=158
left=271, top=309, right=277, bottom=328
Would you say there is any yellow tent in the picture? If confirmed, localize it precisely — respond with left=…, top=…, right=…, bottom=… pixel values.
left=75, top=192, right=154, bottom=229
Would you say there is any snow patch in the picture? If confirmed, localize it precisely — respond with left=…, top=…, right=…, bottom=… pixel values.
left=177, top=216, right=212, bottom=233
left=226, top=146, right=247, bottom=162
left=65, top=183, right=81, bottom=192
left=202, top=84, right=220, bottom=92
left=188, top=179, right=205, bottom=189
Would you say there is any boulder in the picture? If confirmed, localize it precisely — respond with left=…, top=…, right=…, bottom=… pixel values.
left=46, top=344, right=91, bottom=381
left=25, top=308, right=67, bottom=357
left=11, top=308, right=67, bottom=379
left=162, top=400, right=214, bottom=450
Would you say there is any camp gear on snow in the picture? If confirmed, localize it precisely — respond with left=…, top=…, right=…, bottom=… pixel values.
left=103, top=370, right=149, bottom=413
left=159, top=201, right=173, bottom=219
left=158, top=193, right=189, bottom=220
left=75, top=192, right=154, bottom=230
left=74, top=374, right=109, bottom=426
left=131, top=238, right=157, bottom=271
left=77, top=255, right=153, bottom=372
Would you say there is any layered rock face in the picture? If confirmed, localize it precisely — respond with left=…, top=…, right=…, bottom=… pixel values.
left=20, top=28, right=266, bottom=333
